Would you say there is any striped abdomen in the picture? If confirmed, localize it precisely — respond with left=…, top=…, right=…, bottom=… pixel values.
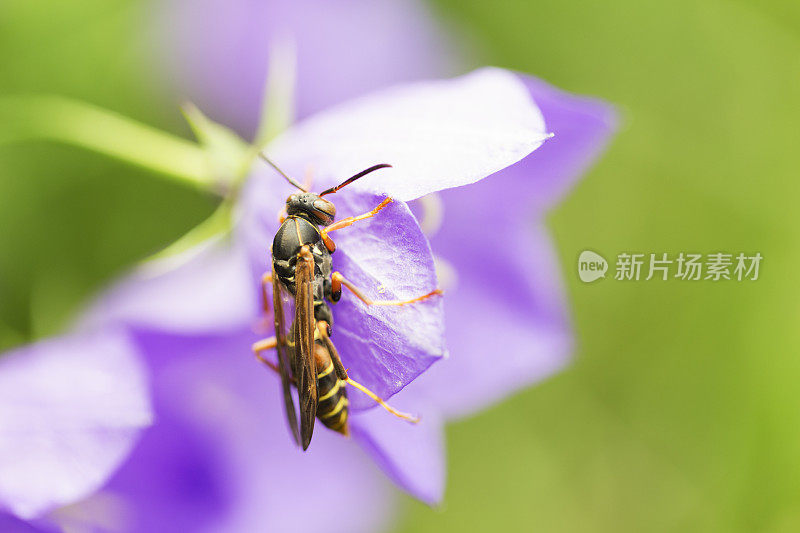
left=314, top=345, right=349, bottom=436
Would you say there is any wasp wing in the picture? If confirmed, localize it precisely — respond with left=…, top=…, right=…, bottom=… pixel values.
left=272, top=262, right=301, bottom=447
left=294, top=247, right=318, bottom=450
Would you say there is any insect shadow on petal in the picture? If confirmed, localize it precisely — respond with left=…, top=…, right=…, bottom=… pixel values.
left=252, top=155, right=443, bottom=450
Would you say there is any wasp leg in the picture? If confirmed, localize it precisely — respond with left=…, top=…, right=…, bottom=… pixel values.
left=346, top=378, right=419, bottom=423
left=320, top=197, right=394, bottom=252
left=312, top=320, right=416, bottom=422
left=253, top=337, right=300, bottom=385
left=252, top=272, right=276, bottom=334
left=325, top=197, right=393, bottom=233
left=329, top=271, right=442, bottom=306
left=261, top=272, right=273, bottom=312
left=252, top=337, right=279, bottom=372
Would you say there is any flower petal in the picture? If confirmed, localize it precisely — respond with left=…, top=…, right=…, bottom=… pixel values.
left=516, top=74, right=618, bottom=211
left=327, top=194, right=445, bottom=408
left=79, top=237, right=258, bottom=336
left=0, top=513, right=44, bottom=532
left=350, top=387, right=445, bottom=505
left=154, top=0, right=457, bottom=136
left=265, top=67, right=550, bottom=201
left=434, top=74, right=617, bottom=217
left=427, top=224, right=574, bottom=419
left=0, top=330, right=152, bottom=519
left=101, top=329, right=393, bottom=533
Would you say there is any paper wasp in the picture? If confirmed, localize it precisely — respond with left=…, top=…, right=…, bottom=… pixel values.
left=253, top=155, right=442, bottom=450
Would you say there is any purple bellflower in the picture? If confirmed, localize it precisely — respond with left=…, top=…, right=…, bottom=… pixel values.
left=0, top=65, right=615, bottom=532
left=87, top=68, right=555, bottom=517
left=0, top=3, right=616, bottom=528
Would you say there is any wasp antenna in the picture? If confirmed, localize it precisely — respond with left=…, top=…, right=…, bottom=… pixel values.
left=259, top=153, right=307, bottom=192
left=319, top=163, right=392, bottom=197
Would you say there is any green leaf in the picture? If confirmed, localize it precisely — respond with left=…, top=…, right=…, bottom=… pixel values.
left=0, top=95, right=213, bottom=191
left=181, top=102, right=252, bottom=190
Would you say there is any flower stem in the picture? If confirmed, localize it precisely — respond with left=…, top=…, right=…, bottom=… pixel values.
left=0, top=95, right=215, bottom=192
left=148, top=198, right=234, bottom=262
left=255, top=37, right=296, bottom=149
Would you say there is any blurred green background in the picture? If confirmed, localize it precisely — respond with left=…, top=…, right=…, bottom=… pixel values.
left=1, top=0, right=799, bottom=531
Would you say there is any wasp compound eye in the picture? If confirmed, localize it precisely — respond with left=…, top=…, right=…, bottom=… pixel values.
left=313, top=199, right=336, bottom=218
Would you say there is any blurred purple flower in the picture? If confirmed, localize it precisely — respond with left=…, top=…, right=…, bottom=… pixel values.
left=100, top=69, right=613, bottom=520
left=82, top=70, right=615, bottom=522
left=0, top=330, right=151, bottom=522
left=89, top=69, right=552, bottom=512
left=0, top=3, right=616, bottom=527
left=154, top=0, right=459, bottom=137
left=0, top=67, right=601, bottom=532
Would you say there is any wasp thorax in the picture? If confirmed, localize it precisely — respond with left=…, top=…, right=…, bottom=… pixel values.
left=285, top=192, right=335, bottom=225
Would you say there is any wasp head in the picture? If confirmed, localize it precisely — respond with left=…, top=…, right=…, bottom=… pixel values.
left=285, top=192, right=336, bottom=225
